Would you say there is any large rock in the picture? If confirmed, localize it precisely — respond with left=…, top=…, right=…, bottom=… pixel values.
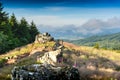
left=37, top=49, right=62, bottom=66
left=11, top=64, right=80, bottom=80
left=35, top=32, right=54, bottom=43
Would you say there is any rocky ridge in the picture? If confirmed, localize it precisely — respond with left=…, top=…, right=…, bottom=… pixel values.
left=11, top=33, right=80, bottom=80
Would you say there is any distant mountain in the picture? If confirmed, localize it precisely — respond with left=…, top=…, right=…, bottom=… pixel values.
left=37, top=18, right=120, bottom=40
left=37, top=25, right=87, bottom=40
left=69, top=32, right=120, bottom=50
left=37, top=24, right=120, bottom=40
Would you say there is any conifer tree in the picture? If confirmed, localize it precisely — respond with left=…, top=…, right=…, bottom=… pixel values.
left=29, top=21, right=39, bottom=42
left=0, top=32, right=8, bottom=53
left=0, top=2, right=40, bottom=53
left=18, top=17, right=30, bottom=44
left=0, top=2, right=8, bottom=25
left=9, top=13, right=18, bottom=37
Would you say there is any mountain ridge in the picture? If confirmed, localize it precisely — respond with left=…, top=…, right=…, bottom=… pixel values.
left=69, top=32, right=120, bottom=50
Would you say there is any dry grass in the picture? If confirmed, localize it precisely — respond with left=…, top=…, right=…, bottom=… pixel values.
left=0, top=42, right=55, bottom=59
left=78, top=46, right=120, bottom=61
left=63, top=42, right=120, bottom=80
left=0, top=41, right=120, bottom=80
left=63, top=42, right=120, bottom=61
left=0, top=41, right=55, bottom=79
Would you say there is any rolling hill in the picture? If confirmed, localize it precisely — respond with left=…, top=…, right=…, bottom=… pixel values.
left=69, top=32, right=120, bottom=50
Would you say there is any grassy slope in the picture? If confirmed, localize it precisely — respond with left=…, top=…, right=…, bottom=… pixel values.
left=63, top=42, right=120, bottom=61
left=63, top=42, right=120, bottom=79
left=0, top=42, right=55, bottom=80
left=0, top=41, right=120, bottom=80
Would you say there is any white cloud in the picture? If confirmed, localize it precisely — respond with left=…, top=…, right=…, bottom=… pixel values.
left=76, top=17, right=120, bottom=34
left=37, top=17, right=120, bottom=39
left=5, top=7, right=87, bottom=26
left=20, top=15, right=87, bottom=26
left=4, top=7, right=120, bottom=39
left=106, top=17, right=120, bottom=28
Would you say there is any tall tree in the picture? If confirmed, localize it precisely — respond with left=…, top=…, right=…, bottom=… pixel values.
left=29, top=21, right=39, bottom=42
left=0, top=2, right=11, bottom=36
left=0, top=32, right=8, bottom=53
left=9, top=13, right=18, bottom=37
left=0, top=2, right=40, bottom=53
left=18, top=17, right=30, bottom=44
left=0, top=2, right=8, bottom=25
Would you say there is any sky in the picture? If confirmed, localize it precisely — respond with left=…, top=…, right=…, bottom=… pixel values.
left=0, top=0, right=120, bottom=26
left=1, top=0, right=120, bottom=39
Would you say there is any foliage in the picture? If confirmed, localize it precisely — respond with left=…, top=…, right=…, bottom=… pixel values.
left=94, top=43, right=99, bottom=49
left=0, top=2, right=39, bottom=54
left=0, top=2, right=8, bottom=25
left=29, top=21, right=39, bottom=42
left=0, top=32, right=8, bottom=53
left=115, top=66, right=120, bottom=71
left=0, top=58, right=7, bottom=67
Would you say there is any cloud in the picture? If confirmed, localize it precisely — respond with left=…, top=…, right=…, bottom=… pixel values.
left=5, top=7, right=120, bottom=27
left=5, top=7, right=87, bottom=26
left=106, top=17, right=120, bottom=28
left=20, top=15, right=86, bottom=26
left=5, top=7, right=120, bottom=39
left=76, top=17, right=120, bottom=34
left=37, top=17, right=120, bottom=39
left=80, top=17, right=120, bottom=29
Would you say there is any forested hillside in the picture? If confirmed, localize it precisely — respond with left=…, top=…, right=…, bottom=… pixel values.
left=70, top=32, right=120, bottom=50
left=0, top=2, right=39, bottom=54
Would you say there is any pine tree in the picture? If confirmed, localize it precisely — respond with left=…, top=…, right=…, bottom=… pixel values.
left=9, top=13, right=18, bottom=37
left=29, top=21, right=39, bottom=42
left=0, top=32, right=8, bottom=53
left=18, top=17, right=31, bottom=44
left=0, top=2, right=40, bottom=53
left=0, top=2, right=11, bottom=36
left=0, top=2, right=8, bottom=25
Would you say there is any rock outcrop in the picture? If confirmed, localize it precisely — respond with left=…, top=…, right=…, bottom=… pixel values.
left=34, top=32, right=54, bottom=43
left=11, top=64, right=80, bottom=80
left=37, top=49, right=62, bottom=66
left=11, top=33, right=80, bottom=80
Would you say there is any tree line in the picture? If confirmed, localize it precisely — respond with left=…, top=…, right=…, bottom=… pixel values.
left=0, top=2, right=39, bottom=54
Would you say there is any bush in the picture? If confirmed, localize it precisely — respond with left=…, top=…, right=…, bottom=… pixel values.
left=0, top=58, right=7, bottom=67
left=94, top=43, right=99, bottom=49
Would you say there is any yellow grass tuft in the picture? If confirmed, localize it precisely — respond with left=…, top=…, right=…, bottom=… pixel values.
left=78, top=46, right=120, bottom=61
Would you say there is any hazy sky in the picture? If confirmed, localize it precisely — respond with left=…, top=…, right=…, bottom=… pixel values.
left=1, top=0, right=120, bottom=26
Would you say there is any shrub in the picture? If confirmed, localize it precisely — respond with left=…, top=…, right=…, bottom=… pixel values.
left=94, top=43, right=99, bottom=49
left=0, top=58, right=7, bottom=67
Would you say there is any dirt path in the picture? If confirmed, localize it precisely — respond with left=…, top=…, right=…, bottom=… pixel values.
left=63, top=42, right=80, bottom=50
